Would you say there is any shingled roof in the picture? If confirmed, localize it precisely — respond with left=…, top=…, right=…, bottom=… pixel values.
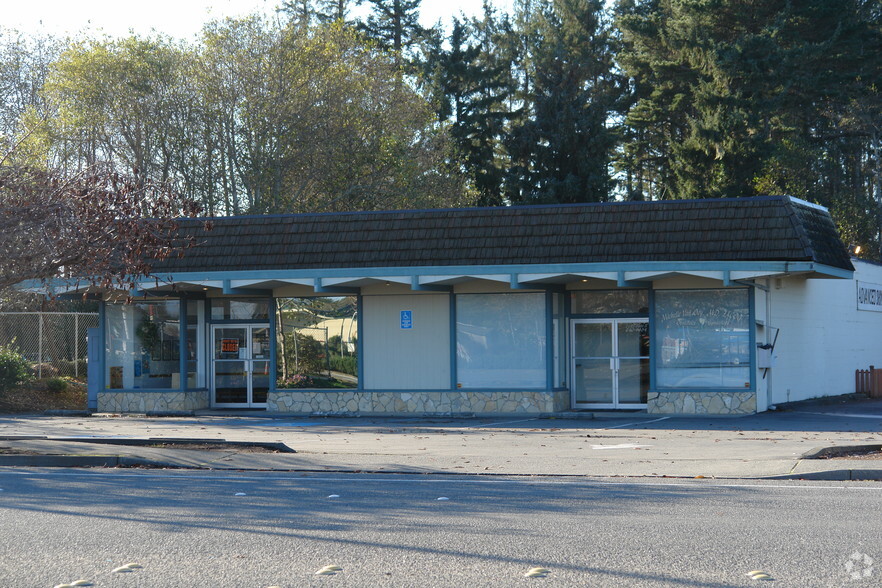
left=151, top=196, right=854, bottom=274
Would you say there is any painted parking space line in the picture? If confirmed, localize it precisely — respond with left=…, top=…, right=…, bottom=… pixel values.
left=470, top=418, right=539, bottom=428
left=603, top=416, right=671, bottom=429
left=794, top=411, right=882, bottom=420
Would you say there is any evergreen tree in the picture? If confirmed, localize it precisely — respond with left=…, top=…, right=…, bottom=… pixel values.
left=505, top=0, right=621, bottom=204
left=424, top=8, right=514, bottom=205
left=358, top=0, right=425, bottom=67
left=616, top=0, right=882, bottom=207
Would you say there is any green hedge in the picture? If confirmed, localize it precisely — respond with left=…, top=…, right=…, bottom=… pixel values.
left=329, top=354, right=357, bottom=376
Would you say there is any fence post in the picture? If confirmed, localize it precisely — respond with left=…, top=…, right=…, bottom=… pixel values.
left=74, top=313, right=80, bottom=378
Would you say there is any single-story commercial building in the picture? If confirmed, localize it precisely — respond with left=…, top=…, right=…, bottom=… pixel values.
left=60, top=195, right=882, bottom=415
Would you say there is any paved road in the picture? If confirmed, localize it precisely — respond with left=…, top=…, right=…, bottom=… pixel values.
left=1, top=469, right=879, bottom=587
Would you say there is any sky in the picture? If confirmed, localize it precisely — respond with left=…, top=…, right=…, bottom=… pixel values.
left=3, top=0, right=516, bottom=40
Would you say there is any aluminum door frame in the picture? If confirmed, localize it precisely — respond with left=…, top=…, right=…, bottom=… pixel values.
left=210, top=324, right=269, bottom=408
left=570, top=318, right=649, bottom=409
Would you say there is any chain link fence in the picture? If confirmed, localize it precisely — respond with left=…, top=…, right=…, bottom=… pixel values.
left=0, top=312, right=99, bottom=380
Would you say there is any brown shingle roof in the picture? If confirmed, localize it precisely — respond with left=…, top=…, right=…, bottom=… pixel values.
left=152, top=196, right=854, bottom=273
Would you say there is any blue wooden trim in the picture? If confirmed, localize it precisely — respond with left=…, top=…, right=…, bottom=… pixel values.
left=269, top=300, right=277, bottom=393
left=314, top=277, right=360, bottom=294
left=617, top=271, right=652, bottom=288
left=451, top=387, right=552, bottom=392
left=411, top=276, right=452, bottom=292
left=222, top=279, right=272, bottom=296
left=569, top=312, right=649, bottom=319
left=648, top=288, right=656, bottom=393
left=132, top=260, right=834, bottom=283
left=356, top=294, right=364, bottom=391
left=748, top=284, right=756, bottom=392
left=179, top=301, right=188, bottom=391
left=545, top=290, right=554, bottom=390
left=449, top=293, right=457, bottom=391
left=98, top=301, right=107, bottom=395
left=98, top=388, right=207, bottom=394
left=29, top=260, right=853, bottom=295
left=722, top=270, right=731, bottom=287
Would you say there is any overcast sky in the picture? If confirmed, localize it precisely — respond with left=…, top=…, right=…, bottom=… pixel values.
left=3, top=0, right=516, bottom=40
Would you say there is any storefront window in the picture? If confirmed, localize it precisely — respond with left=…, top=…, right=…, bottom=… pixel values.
left=275, top=297, right=358, bottom=389
left=106, top=300, right=181, bottom=389
left=571, top=290, right=649, bottom=314
left=210, top=298, right=269, bottom=321
left=456, top=293, right=547, bottom=389
left=655, top=289, right=751, bottom=389
left=186, top=300, right=205, bottom=388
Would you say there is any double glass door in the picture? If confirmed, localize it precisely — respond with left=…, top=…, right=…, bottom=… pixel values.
left=572, top=319, right=649, bottom=408
left=212, top=325, right=271, bottom=407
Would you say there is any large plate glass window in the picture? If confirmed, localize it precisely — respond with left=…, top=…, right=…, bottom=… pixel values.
left=274, top=297, right=358, bottom=389
left=105, top=300, right=181, bottom=389
left=655, top=289, right=751, bottom=389
left=456, top=293, right=547, bottom=389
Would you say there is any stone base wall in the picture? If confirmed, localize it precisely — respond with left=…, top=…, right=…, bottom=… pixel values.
left=98, top=390, right=210, bottom=413
left=647, top=391, right=756, bottom=415
left=268, top=389, right=570, bottom=415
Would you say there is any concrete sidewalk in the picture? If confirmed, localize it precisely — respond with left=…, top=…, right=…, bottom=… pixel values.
left=0, top=397, right=880, bottom=481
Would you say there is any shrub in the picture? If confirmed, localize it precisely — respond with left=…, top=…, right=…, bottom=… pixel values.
left=329, top=354, right=357, bottom=376
left=45, top=377, right=69, bottom=394
left=277, top=374, right=315, bottom=389
left=0, top=346, right=33, bottom=391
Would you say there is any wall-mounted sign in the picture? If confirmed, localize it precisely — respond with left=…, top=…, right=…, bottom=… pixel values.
left=221, top=338, right=240, bottom=353
left=400, top=310, right=413, bottom=329
left=857, top=281, right=882, bottom=312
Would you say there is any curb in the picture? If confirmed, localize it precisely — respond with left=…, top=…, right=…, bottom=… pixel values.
left=801, top=444, right=882, bottom=459
left=0, top=455, right=161, bottom=468
left=766, top=470, right=882, bottom=481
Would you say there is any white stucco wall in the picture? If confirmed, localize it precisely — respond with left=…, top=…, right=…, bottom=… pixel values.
left=362, top=294, right=451, bottom=390
left=768, top=260, right=882, bottom=405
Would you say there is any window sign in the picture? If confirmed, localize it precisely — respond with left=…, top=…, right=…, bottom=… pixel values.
left=221, top=339, right=240, bottom=353
left=400, top=310, right=413, bottom=329
left=655, top=289, right=750, bottom=389
left=857, top=281, right=882, bottom=312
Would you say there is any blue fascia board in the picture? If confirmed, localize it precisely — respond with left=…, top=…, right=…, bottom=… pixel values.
left=222, top=279, right=273, bottom=296
left=810, top=264, right=854, bottom=279
left=141, top=261, right=828, bottom=284
left=29, top=260, right=852, bottom=294
left=411, top=276, right=452, bottom=292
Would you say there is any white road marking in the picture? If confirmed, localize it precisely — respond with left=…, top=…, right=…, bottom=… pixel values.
left=590, top=444, right=653, bottom=450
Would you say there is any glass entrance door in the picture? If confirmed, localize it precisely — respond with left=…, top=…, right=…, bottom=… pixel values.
left=212, top=325, right=271, bottom=407
left=571, top=318, right=649, bottom=408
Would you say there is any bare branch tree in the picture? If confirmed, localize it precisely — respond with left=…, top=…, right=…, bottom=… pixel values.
left=0, top=161, right=207, bottom=292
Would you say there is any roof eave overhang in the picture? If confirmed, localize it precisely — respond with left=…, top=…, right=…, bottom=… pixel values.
left=23, top=260, right=853, bottom=298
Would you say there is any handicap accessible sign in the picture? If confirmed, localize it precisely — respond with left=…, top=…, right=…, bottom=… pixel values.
left=400, top=310, right=413, bottom=329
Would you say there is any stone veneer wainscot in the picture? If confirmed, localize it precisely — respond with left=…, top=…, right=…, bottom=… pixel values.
left=647, top=391, right=756, bottom=415
left=268, top=390, right=570, bottom=415
left=98, top=391, right=210, bottom=413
